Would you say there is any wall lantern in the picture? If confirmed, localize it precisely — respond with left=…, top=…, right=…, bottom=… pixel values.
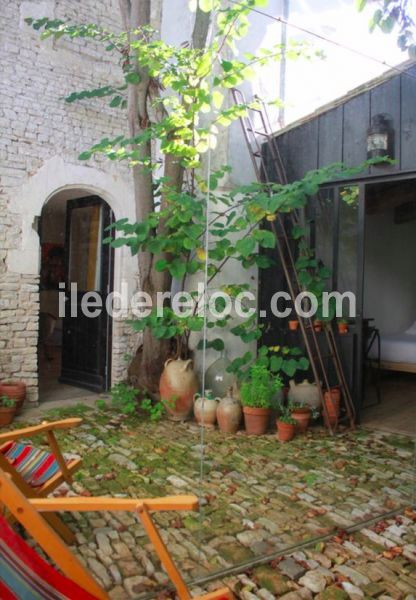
left=367, top=113, right=394, bottom=161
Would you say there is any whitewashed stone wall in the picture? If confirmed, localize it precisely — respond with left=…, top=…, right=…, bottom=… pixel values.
left=0, top=0, right=139, bottom=404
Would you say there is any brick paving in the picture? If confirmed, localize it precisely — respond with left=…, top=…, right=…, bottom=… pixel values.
left=20, top=404, right=415, bottom=598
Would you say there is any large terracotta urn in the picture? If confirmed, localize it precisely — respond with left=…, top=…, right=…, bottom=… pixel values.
left=288, top=379, right=321, bottom=410
left=216, top=388, right=242, bottom=434
left=159, top=358, right=198, bottom=421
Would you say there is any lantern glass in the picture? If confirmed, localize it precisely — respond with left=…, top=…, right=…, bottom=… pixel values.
left=367, top=131, right=388, bottom=153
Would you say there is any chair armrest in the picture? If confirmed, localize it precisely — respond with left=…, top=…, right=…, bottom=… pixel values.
left=0, top=418, right=83, bottom=443
left=31, top=495, right=199, bottom=513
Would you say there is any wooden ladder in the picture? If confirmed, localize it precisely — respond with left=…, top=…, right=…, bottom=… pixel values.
left=232, top=88, right=356, bottom=433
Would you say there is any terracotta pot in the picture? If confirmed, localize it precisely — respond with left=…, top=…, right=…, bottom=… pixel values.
left=159, top=358, right=198, bottom=421
left=0, top=381, right=26, bottom=415
left=338, top=322, right=348, bottom=334
left=288, top=320, right=299, bottom=331
left=291, top=408, right=311, bottom=433
left=0, top=405, right=16, bottom=427
left=194, top=391, right=219, bottom=428
left=323, top=390, right=340, bottom=428
left=217, top=389, right=242, bottom=434
left=288, top=379, right=321, bottom=410
left=314, top=320, right=323, bottom=332
left=276, top=420, right=296, bottom=442
left=243, top=406, right=271, bottom=435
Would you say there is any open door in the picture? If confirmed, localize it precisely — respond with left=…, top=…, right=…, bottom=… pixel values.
left=60, top=197, right=114, bottom=392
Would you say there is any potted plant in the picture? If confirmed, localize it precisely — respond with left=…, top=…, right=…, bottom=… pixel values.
left=288, top=319, right=299, bottom=331
left=289, top=401, right=312, bottom=433
left=0, top=396, right=16, bottom=427
left=337, top=318, right=349, bottom=334
left=289, top=401, right=320, bottom=433
left=240, top=365, right=282, bottom=435
left=276, top=409, right=297, bottom=442
left=0, top=380, right=26, bottom=415
left=323, top=388, right=341, bottom=428
left=313, top=319, right=323, bottom=333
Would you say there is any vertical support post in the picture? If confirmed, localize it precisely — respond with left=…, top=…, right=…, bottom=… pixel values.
left=355, top=182, right=367, bottom=420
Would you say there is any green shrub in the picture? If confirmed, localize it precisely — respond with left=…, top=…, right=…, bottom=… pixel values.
left=240, top=364, right=282, bottom=409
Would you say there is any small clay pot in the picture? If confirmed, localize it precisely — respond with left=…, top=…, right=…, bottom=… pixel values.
left=338, top=322, right=348, bottom=334
left=323, top=390, right=340, bottom=428
left=0, top=381, right=26, bottom=415
left=0, top=405, right=16, bottom=427
left=194, top=392, right=219, bottom=428
left=314, top=320, right=323, bottom=333
left=217, top=389, right=242, bottom=434
left=291, top=407, right=311, bottom=433
left=276, top=420, right=296, bottom=442
left=288, top=320, right=299, bottom=331
left=243, top=407, right=271, bottom=435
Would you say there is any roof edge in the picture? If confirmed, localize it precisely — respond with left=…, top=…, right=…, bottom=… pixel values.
left=273, top=58, right=416, bottom=138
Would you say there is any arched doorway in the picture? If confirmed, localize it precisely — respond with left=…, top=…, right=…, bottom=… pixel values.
left=39, top=190, right=114, bottom=401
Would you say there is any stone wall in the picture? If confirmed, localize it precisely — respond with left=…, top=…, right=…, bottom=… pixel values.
left=0, top=0, right=139, bottom=403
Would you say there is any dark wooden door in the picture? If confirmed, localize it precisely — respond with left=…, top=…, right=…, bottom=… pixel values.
left=60, top=197, right=114, bottom=392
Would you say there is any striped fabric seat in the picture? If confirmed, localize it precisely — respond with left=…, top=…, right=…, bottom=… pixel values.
left=1, top=442, right=64, bottom=488
left=0, top=514, right=99, bottom=599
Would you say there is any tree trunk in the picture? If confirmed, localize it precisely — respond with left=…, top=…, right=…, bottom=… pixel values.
left=122, top=1, right=212, bottom=394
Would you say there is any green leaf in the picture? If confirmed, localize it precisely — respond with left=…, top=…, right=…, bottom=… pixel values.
left=221, top=60, right=233, bottom=72
left=212, top=90, right=224, bottom=108
left=380, top=16, right=395, bottom=33
left=169, top=259, right=186, bottom=280
left=270, top=356, right=283, bottom=373
left=236, top=237, right=255, bottom=257
left=125, top=72, right=141, bottom=84
left=110, top=95, right=122, bottom=108
left=292, top=225, right=306, bottom=240
left=254, top=229, right=275, bottom=249
left=355, top=0, right=367, bottom=12
left=78, top=151, right=92, bottom=160
left=155, top=259, right=168, bottom=272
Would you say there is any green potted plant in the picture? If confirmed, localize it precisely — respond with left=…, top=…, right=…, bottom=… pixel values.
left=240, top=365, right=282, bottom=435
left=0, top=380, right=26, bottom=415
left=276, top=409, right=297, bottom=442
left=289, top=401, right=319, bottom=433
left=288, top=319, right=299, bottom=331
left=0, top=396, right=17, bottom=427
left=337, top=318, right=349, bottom=334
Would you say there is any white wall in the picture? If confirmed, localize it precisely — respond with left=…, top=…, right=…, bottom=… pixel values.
left=364, top=209, right=416, bottom=336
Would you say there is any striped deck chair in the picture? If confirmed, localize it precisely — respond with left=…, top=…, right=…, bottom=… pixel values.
left=0, top=472, right=234, bottom=600
left=0, top=418, right=83, bottom=544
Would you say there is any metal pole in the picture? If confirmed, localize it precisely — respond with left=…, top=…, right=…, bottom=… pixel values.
left=278, top=0, right=290, bottom=128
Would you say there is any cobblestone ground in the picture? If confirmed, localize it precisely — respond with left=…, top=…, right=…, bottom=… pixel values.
left=196, top=508, right=416, bottom=600
left=23, top=404, right=415, bottom=599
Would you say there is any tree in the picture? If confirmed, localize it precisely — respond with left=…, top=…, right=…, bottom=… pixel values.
left=27, top=0, right=323, bottom=394
left=357, top=0, right=416, bottom=55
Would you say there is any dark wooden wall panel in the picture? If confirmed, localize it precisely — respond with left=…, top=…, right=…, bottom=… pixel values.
left=342, top=92, right=370, bottom=171
left=318, top=107, right=343, bottom=168
left=282, top=120, right=319, bottom=181
left=401, top=65, right=416, bottom=172
left=370, top=75, right=401, bottom=174
left=269, top=65, right=415, bottom=182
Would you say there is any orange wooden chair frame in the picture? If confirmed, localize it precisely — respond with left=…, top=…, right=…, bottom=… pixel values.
left=0, top=471, right=233, bottom=600
left=0, top=418, right=83, bottom=544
